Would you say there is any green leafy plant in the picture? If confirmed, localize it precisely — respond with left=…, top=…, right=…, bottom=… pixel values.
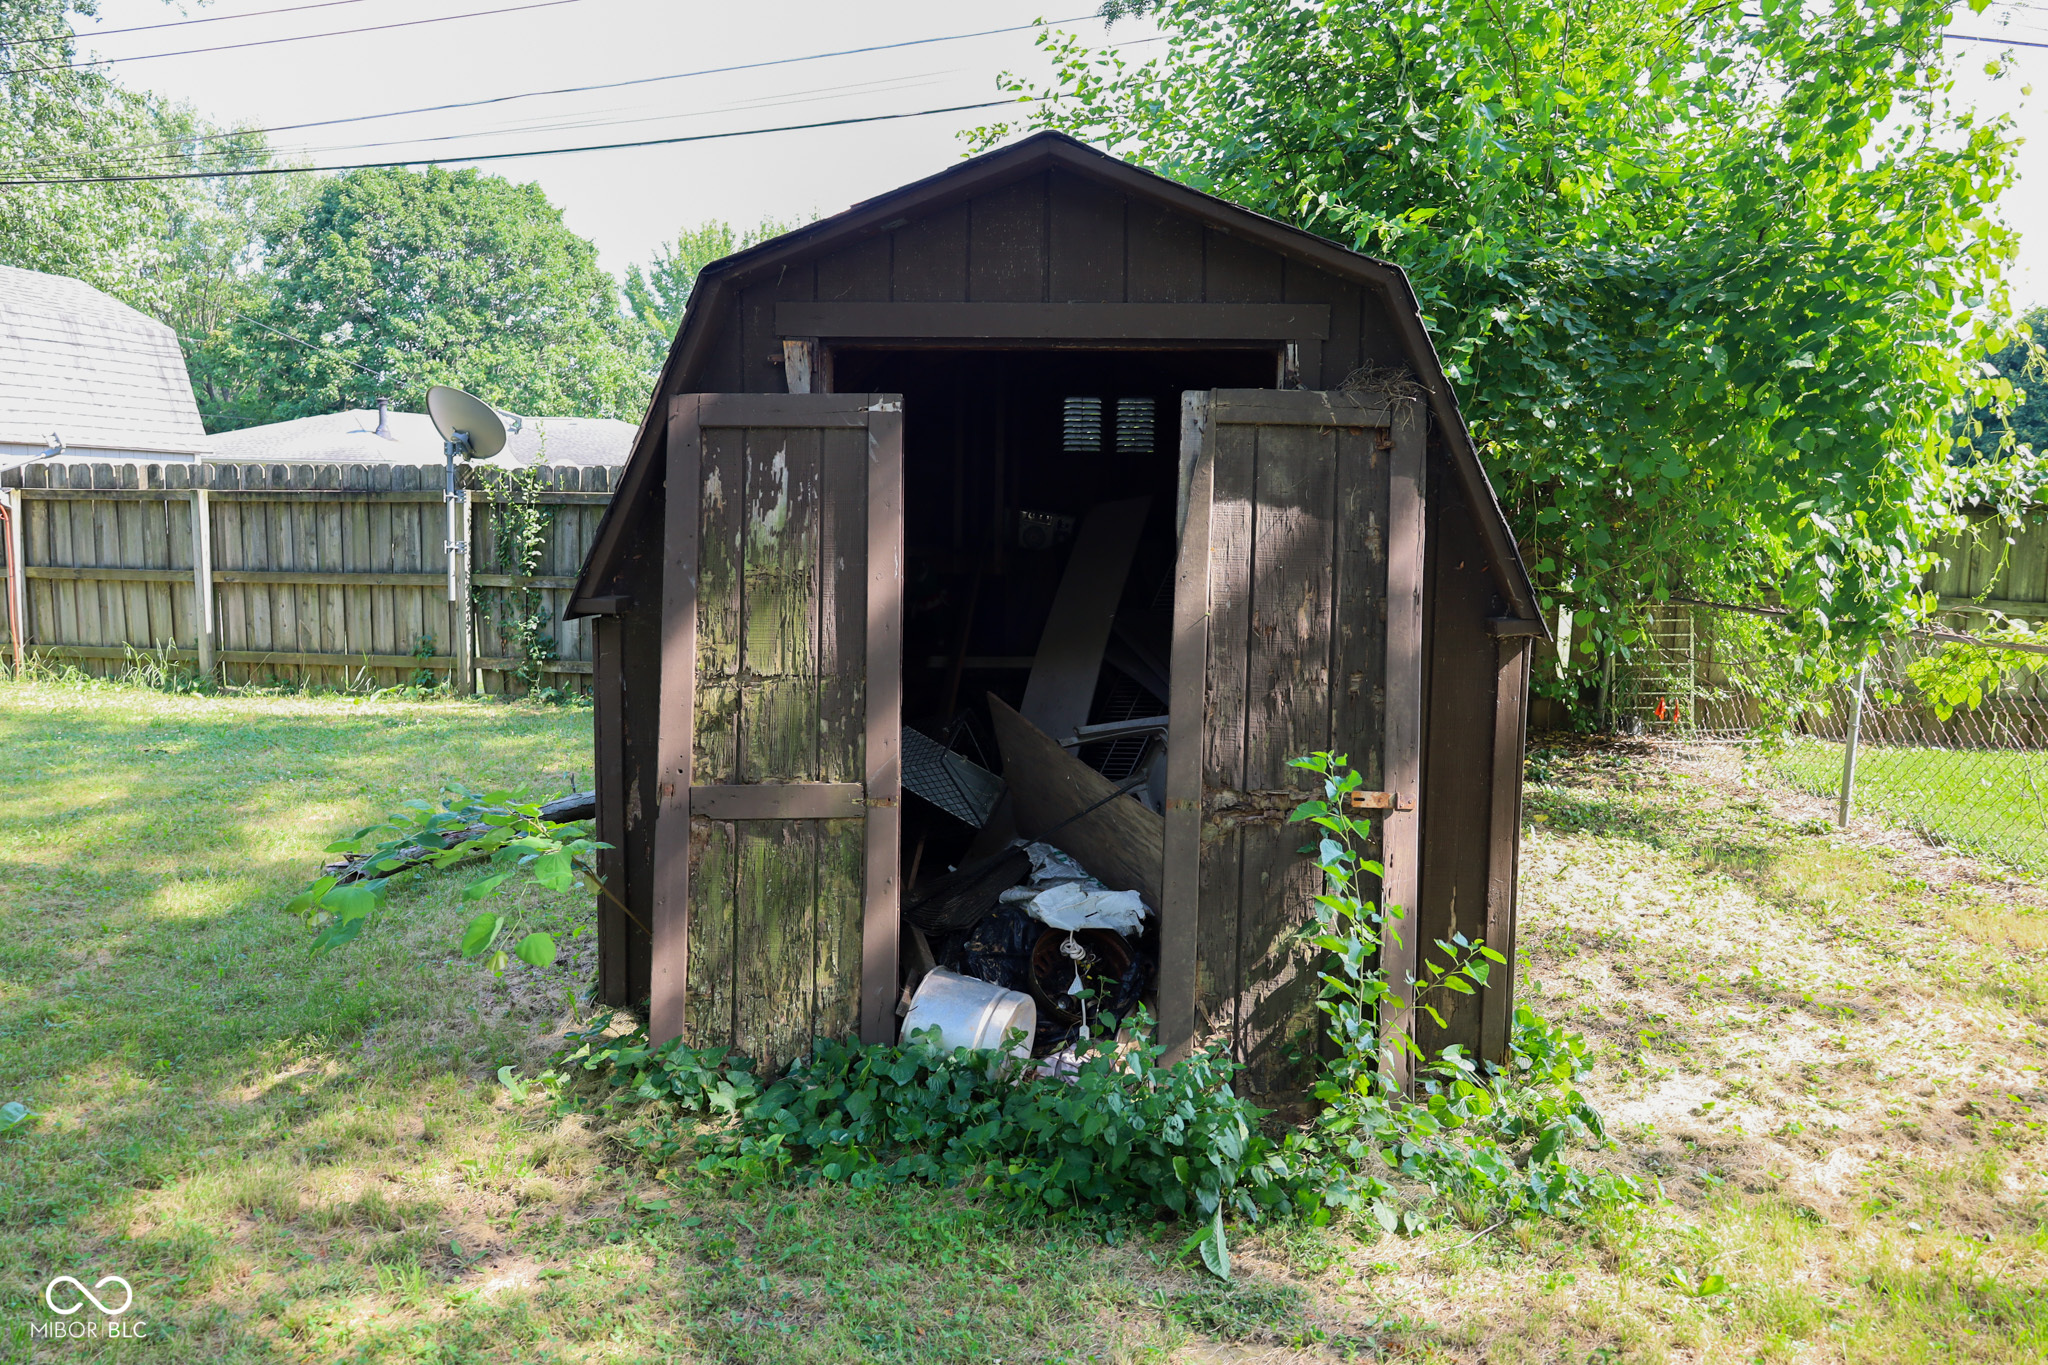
left=992, top=0, right=2034, bottom=675
left=286, top=785, right=608, bottom=974
left=0, top=1101, right=30, bottom=1133
left=1270, top=753, right=1639, bottom=1232
left=552, top=1009, right=1284, bottom=1280
left=470, top=448, right=560, bottom=692
left=409, top=633, right=440, bottom=691
left=526, top=758, right=1634, bottom=1266
left=1905, top=623, right=2048, bottom=720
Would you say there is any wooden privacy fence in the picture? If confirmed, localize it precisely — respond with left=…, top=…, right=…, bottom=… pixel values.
left=0, top=459, right=617, bottom=694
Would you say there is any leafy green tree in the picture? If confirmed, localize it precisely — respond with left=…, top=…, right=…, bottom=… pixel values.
left=998, top=0, right=2035, bottom=672
left=203, top=166, right=643, bottom=428
left=0, top=1, right=307, bottom=428
left=623, top=217, right=796, bottom=360
left=1975, top=307, right=2048, bottom=457
left=0, top=3, right=269, bottom=316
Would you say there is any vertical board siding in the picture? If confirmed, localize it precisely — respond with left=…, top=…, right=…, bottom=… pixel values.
left=1202, top=228, right=1286, bottom=305
left=1236, top=422, right=1338, bottom=1092
left=1196, top=418, right=1256, bottom=1057
left=814, top=234, right=892, bottom=304
left=1047, top=169, right=1127, bottom=302
left=1415, top=494, right=1506, bottom=1057
left=739, top=426, right=824, bottom=782
left=890, top=203, right=970, bottom=302
left=1126, top=203, right=1206, bottom=304
left=966, top=174, right=1049, bottom=303
left=695, top=430, right=746, bottom=782
left=0, top=460, right=614, bottom=692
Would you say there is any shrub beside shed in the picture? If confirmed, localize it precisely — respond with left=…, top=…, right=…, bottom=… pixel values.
left=568, top=132, right=1545, bottom=1093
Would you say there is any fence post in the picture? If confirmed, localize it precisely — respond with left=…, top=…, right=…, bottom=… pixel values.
left=1837, top=658, right=1868, bottom=827
left=455, top=488, right=475, bottom=695
left=190, top=488, right=215, bottom=680
left=1599, top=639, right=1615, bottom=733
left=1, top=487, right=23, bottom=676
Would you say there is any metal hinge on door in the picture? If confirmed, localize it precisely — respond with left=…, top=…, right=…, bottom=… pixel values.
left=1344, top=790, right=1414, bottom=814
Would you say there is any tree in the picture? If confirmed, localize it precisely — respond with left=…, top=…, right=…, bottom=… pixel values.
left=0, top=2, right=262, bottom=316
left=1975, top=307, right=2048, bottom=457
left=623, top=217, right=797, bottom=360
left=203, top=166, right=643, bottom=428
left=0, top=1, right=311, bottom=429
left=997, top=0, right=2034, bottom=678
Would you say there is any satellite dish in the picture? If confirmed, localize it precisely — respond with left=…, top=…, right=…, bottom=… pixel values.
left=426, top=385, right=508, bottom=461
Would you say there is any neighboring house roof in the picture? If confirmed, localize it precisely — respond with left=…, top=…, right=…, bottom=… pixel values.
left=572, top=130, right=1541, bottom=624
left=208, top=409, right=634, bottom=466
left=0, top=265, right=210, bottom=456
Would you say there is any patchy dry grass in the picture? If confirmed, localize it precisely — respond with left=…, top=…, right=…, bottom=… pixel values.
left=1, top=682, right=2043, bottom=1361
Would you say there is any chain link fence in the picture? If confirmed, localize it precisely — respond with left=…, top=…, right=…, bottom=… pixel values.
left=1603, top=603, right=2048, bottom=874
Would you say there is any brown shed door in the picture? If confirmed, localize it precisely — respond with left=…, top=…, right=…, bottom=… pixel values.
left=1160, top=389, right=1425, bottom=1094
left=649, top=394, right=904, bottom=1063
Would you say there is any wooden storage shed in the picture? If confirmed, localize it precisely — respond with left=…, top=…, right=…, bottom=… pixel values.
left=568, top=132, right=1545, bottom=1093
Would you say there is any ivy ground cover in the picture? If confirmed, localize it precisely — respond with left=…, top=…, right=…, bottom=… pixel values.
left=0, top=680, right=2043, bottom=1361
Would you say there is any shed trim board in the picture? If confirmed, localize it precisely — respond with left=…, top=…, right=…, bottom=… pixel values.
left=776, top=302, right=1330, bottom=341
left=1379, top=398, right=1428, bottom=1093
left=568, top=131, right=1541, bottom=634
left=1480, top=636, right=1532, bottom=1062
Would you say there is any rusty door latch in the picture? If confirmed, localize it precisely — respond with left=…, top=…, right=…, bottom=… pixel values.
left=1344, top=790, right=1414, bottom=814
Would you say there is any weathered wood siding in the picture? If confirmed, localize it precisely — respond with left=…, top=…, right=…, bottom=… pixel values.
left=1416, top=476, right=1520, bottom=1059
left=0, top=459, right=613, bottom=692
left=679, top=169, right=1407, bottom=396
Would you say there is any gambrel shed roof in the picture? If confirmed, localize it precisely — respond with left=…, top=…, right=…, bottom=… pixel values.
left=0, top=266, right=211, bottom=458
left=572, top=131, right=1539, bottom=624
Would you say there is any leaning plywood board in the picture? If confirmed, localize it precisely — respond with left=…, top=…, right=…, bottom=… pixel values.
left=1019, top=496, right=1150, bottom=742
left=988, top=693, right=1163, bottom=910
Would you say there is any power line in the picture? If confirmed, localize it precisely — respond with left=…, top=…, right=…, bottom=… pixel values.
left=9, top=13, right=1096, bottom=166
left=1947, top=29, right=2048, bottom=49
left=9, top=0, right=381, bottom=48
left=7, top=71, right=958, bottom=178
left=4, top=0, right=584, bottom=76
left=0, top=98, right=1030, bottom=187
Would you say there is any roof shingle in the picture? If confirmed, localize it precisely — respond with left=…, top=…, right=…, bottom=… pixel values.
left=0, top=266, right=210, bottom=456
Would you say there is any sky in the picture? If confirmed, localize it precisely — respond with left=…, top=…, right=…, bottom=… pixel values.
left=59, top=0, right=2048, bottom=307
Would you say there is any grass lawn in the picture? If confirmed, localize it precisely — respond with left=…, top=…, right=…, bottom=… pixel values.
left=1, top=681, right=2044, bottom=1362
left=1773, top=736, right=2048, bottom=874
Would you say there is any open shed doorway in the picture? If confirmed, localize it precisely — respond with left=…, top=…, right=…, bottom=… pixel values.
left=830, top=346, right=1274, bottom=994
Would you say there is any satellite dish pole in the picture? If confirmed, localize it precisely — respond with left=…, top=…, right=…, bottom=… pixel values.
left=425, top=386, right=512, bottom=693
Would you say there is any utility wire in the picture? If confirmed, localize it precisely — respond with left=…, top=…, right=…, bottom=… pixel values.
left=0, top=98, right=1030, bottom=187
left=11, top=12, right=1095, bottom=165
left=3, top=70, right=956, bottom=177
left=1947, top=29, right=2048, bottom=48
left=9, top=0, right=380, bottom=47
left=4, top=0, right=584, bottom=76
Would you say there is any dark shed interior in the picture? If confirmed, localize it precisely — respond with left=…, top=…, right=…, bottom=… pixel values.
left=569, top=133, right=1544, bottom=1094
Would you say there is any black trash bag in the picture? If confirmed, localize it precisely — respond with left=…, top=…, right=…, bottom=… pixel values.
left=943, top=905, right=1039, bottom=996
left=904, top=849, right=1030, bottom=937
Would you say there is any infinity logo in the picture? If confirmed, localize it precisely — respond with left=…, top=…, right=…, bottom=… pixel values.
left=45, top=1275, right=133, bottom=1316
